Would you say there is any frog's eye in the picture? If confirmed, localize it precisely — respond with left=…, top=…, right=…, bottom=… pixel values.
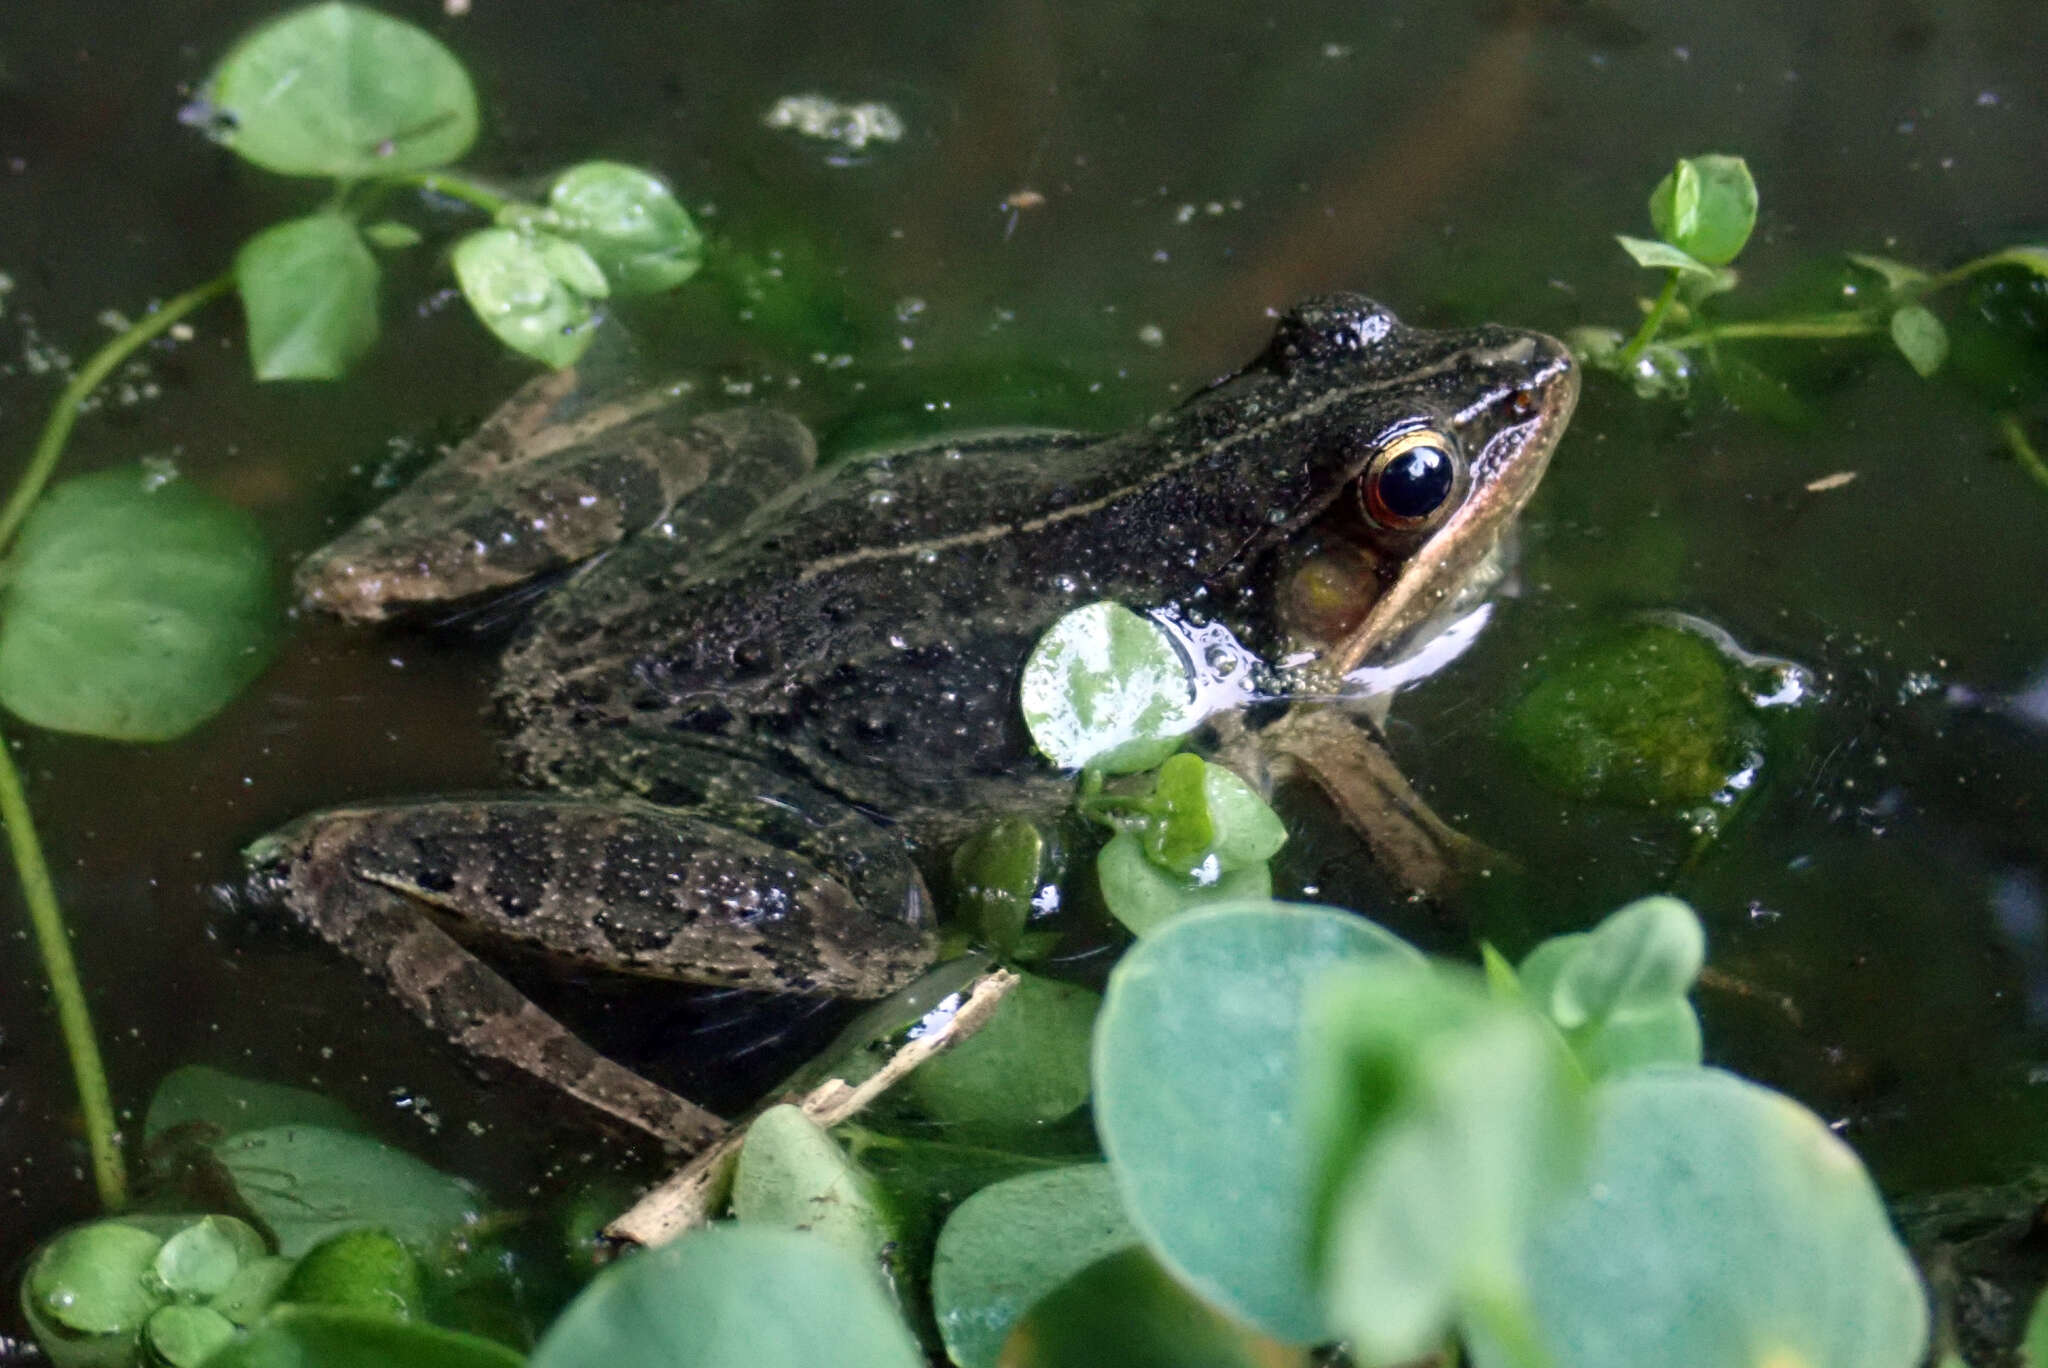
left=1358, top=429, right=1461, bottom=532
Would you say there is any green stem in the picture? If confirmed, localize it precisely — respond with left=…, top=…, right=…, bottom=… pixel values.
left=1932, top=245, right=2048, bottom=291
left=0, top=717, right=124, bottom=1208
left=1658, top=312, right=1880, bottom=349
left=1616, top=271, right=1683, bottom=369
left=393, top=171, right=513, bottom=218
left=1998, top=413, right=2048, bottom=493
left=1462, top=1281, right=1552, bottom=1368
left=0, top=272, right=234, bottom=552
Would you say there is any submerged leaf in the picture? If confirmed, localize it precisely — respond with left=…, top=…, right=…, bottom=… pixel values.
left=452, top=227, right=603, bottom=368
left=0, top=465, right=276, bottom=742
left=732, top=1106, right=898, bottom=1272
left=204, top=2, right=477, bottom=178
left=211, top=1125, right=480, bottom=1258
left=1890, top=303, right=1950, bottom=377
left=548, top=161, right=705, bottom=296
left=236, top=213, right=380, bottom=380
left=205, top=1306, right=521, bottom=1368
left=910, top=971, right=1098, bottom=1127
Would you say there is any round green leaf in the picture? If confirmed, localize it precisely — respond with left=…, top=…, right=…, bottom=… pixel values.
left=211, top=1125, right=481, bottom=1258
left=22, top=1221, right=166, bottom=1339
left=910, top=970, right=1098, bottom=1127
left=1647, top=155, right=1757, bottom=267
left=145, top=1064, right=369, bottom=1144
left=1615, top=234, right=1715, bottom=277
left=279, top=1228, right=423, bottom=1320
left=548, top=161, right=705, bottom=297
left=0, top=465, right=277, bottom=742
left=205, top=1306, right=523, bottom=1368
left=452, top=227, right=602, bottom=368
left=1000, top=1245, right=1309, bottom=1368
left=236, top=213, right=380, bottom=381
left=1543, top=895, right=1704, bottom=1028
left=144, top=1304, right=237, bottom=1368
left=1890, top=303, right=1950, bottom=378
left=154, top=1217, right=256, bottom=1300
left=203, top=3, right=477, bottom=178
left=951, top=817, right=1048, bottom=955
left=1093, top=901, right=1425, bottom=1343
left=209, top=1256, right=295, bottom=1328
left=529, top=1225, right=923, bottom=1368
left=1466, top=1069, right=1929, bottom=1368
left=1019, top=602, right=1200, bottom=773
left=732, top=1105, right=897, bottom=1270
left=930, top=1164, right=1136, bottom=1368
left=1096, top=831, right=1270, bottom=937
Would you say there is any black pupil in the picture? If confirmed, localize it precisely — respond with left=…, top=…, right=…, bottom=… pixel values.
left=1376, top=445, right=1454, bottom=521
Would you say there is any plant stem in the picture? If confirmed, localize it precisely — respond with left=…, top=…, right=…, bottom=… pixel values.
left=394, top=170, right=512, bottom=217
left=1616, top=271, right=1683, bottom=369
left=0, top=272, right=234, bottom=552
left=1999, top=413, right=2048, bottom=493
left=0, top=718, right=124, bottom=1208
left=1658, top=312, right=1879, bottom=349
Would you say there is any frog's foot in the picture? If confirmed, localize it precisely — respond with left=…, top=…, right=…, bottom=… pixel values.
left=1252, top=706, right=1509, bottom=900
left=246, top=794, right=935, bottom=1145
left=298, top=377, right=815, bottom=621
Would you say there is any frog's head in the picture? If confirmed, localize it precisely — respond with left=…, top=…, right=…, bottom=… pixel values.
left=1199, top=293, right=1578, bottom=678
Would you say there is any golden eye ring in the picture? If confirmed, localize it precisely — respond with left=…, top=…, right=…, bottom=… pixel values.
left=1357, top=428, right=1462, bottom=532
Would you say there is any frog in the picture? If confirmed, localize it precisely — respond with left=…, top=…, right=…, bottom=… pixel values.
left=246, top=294, right=1577, bottom=1149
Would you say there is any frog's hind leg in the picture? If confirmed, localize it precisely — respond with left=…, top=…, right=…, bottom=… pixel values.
left=245, top=789, right=934, bottom=1145
left=298, top=377, right=815, bottom=622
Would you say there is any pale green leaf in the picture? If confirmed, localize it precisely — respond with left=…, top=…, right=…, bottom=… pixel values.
left=1019, top=602, right=1199, bottom=772
left=548, top=161, right=705, bottom=296
left=236, top=213, right=379, bottom=380
left=1890, top=303, right=1949, bottom=378
left=909, top=970, right=1098, bottom=1127
left=211, top=1125, right=481, bottom=1258
left=1615, top=235, right=1716, bottom=277
left=452, top=227, right=601, bottom=368
left=731, top=1106, right=897, bottom=1271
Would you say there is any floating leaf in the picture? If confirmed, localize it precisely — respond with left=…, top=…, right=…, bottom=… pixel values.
left=909, top=971, right=1098, bottom=1127
left=21, top=1221, right=166, bottom=1341
left=452, top=227, right=602, bottom=368
left=1464, top=1069, right=1929, bottom=1368
left=1518, top=898, right=1703, bottom=1081
left=145, top=1064, right=369, bottom=1143
left=951, top=817, right=1049, bottom=955
left=1092, top=902, right=1424, bottom=1343
left=548, top=161, right=705, bottom=296
left=211, top=1125, right=481, bottom=1258
left=1890, top=303, right=1950, bottom=378
left=236, top=213, right=380, bottom=380
left=0, top=465, right=277, bottom=742
left=1647, top=155, right=1757, bottom=267
left=154, top=1217, right=255, bottom=1300
left=1095, top=831, right=1270, bottom=937
left=1303, top=963, right=1589, bottom=1364
left=144, top=1305, right=237, bottom=1368
left=279, top=1228, right=424, bottom=1320
left=732, top=1106, right=898, bottom=1272
left=210, top=1257, right=295, bottom=1328
left=999, top=1245, right=1309, bottom=1368
left=1615, top=235, right=1715, bottom=277
left=930, top=1165, right=1136, bottom=1368
left=530, top=1226, right=923, bottom=1368
left=2025, top=1284, right=2048, bottom=1366
left=206, top=1306, right=522, bottom=1368
left=203, top=3, right=477, bottom=178
left=1019, top=602, right=1199, bottom=773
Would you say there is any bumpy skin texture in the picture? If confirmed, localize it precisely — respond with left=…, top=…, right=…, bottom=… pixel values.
left=255, top=294, right=1576, bottom=1144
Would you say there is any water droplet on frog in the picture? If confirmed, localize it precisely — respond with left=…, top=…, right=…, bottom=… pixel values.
left=1265, top=507, right=1289, bottom=525
left=1051, top=574, right=1079, bottom=594
left=868, top=488, right=897, bottom=507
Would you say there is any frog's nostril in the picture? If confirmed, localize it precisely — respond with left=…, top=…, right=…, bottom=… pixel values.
left=1510, top=388, right=1539, bottom=416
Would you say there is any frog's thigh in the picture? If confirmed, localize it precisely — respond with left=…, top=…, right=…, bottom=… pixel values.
left=1257, top=707, right=1503, bottom=898
left=299, top=405, right=816, bottom=622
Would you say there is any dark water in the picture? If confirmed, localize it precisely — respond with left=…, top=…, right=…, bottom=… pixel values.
left=0, top=0, right=2044, bottom=1334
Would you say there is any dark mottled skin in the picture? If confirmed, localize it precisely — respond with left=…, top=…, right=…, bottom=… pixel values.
left=251, top=295, right=1576, bottom=1144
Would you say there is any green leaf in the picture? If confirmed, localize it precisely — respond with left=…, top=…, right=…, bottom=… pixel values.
left=145, top=1064, right=369, bottom=1143
left=203, top=3, right=477, bottom=178
left=909, top=970, right=1098, bottom=1127
left=0, top=464, right=277, bottom=742
left=1518, top=898, right=1704, bottom=1081
left=236, top=213, right=380, bottom=380
left=1092, top=901, right=1425, bottom=1343
left=731, top=1105, right=898, bottom=1272
left=1615, top=235, right=1716, bottom=277
left=205, top=1306, right=523, bottom=1368
left=1647, top=154, right=1757, bottom=266
left=1131, top=754, right=1286, bottom=876
left=1019, top=601, right=1200, bottom=772
left=1964, top=245, right=2048, bottom=280
left=2024, top=1283, right=2048, bottom=1366
left=1846, top=251, right=1930, bottom=294
left=530, top=1225, right=923, bottom=1368
left=363, top=220, right=425, bottom=250
left=22, top=1221, right=166, bottom=1339
left=211, top=1125, right=481, bottom=1258
left=950, top=817, right=1046, bottom=956
left=930, top=1164, right=1137, bottom=1368
left=452, top=227, right=602, bottom=368
left=537, top=236, right=610, bottom=300
left=208, top=1256, right=295, bottom=1327
left=1095, top=830, right=1271, bottom=937
left=1303, top=964, right=1589, bottom=1364
left=780, top=954, right=995, bottom=1094
left=548, top=161, right=705, bottom=296
left=1464, top=1069, right=1929, bottom=1368
left=144, top=1304, right=237, bottom=1368
left=999, top=1245, right=1310, bottom=1368
left=1890, top=303, right=1950, bottom=377
left=154, top=1217, right=255, bottom=1300
left=279, top=1228, right=424, bottom=1319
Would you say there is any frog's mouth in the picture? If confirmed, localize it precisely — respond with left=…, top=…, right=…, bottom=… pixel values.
left=1322, top=336, right=1578, bottom=678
